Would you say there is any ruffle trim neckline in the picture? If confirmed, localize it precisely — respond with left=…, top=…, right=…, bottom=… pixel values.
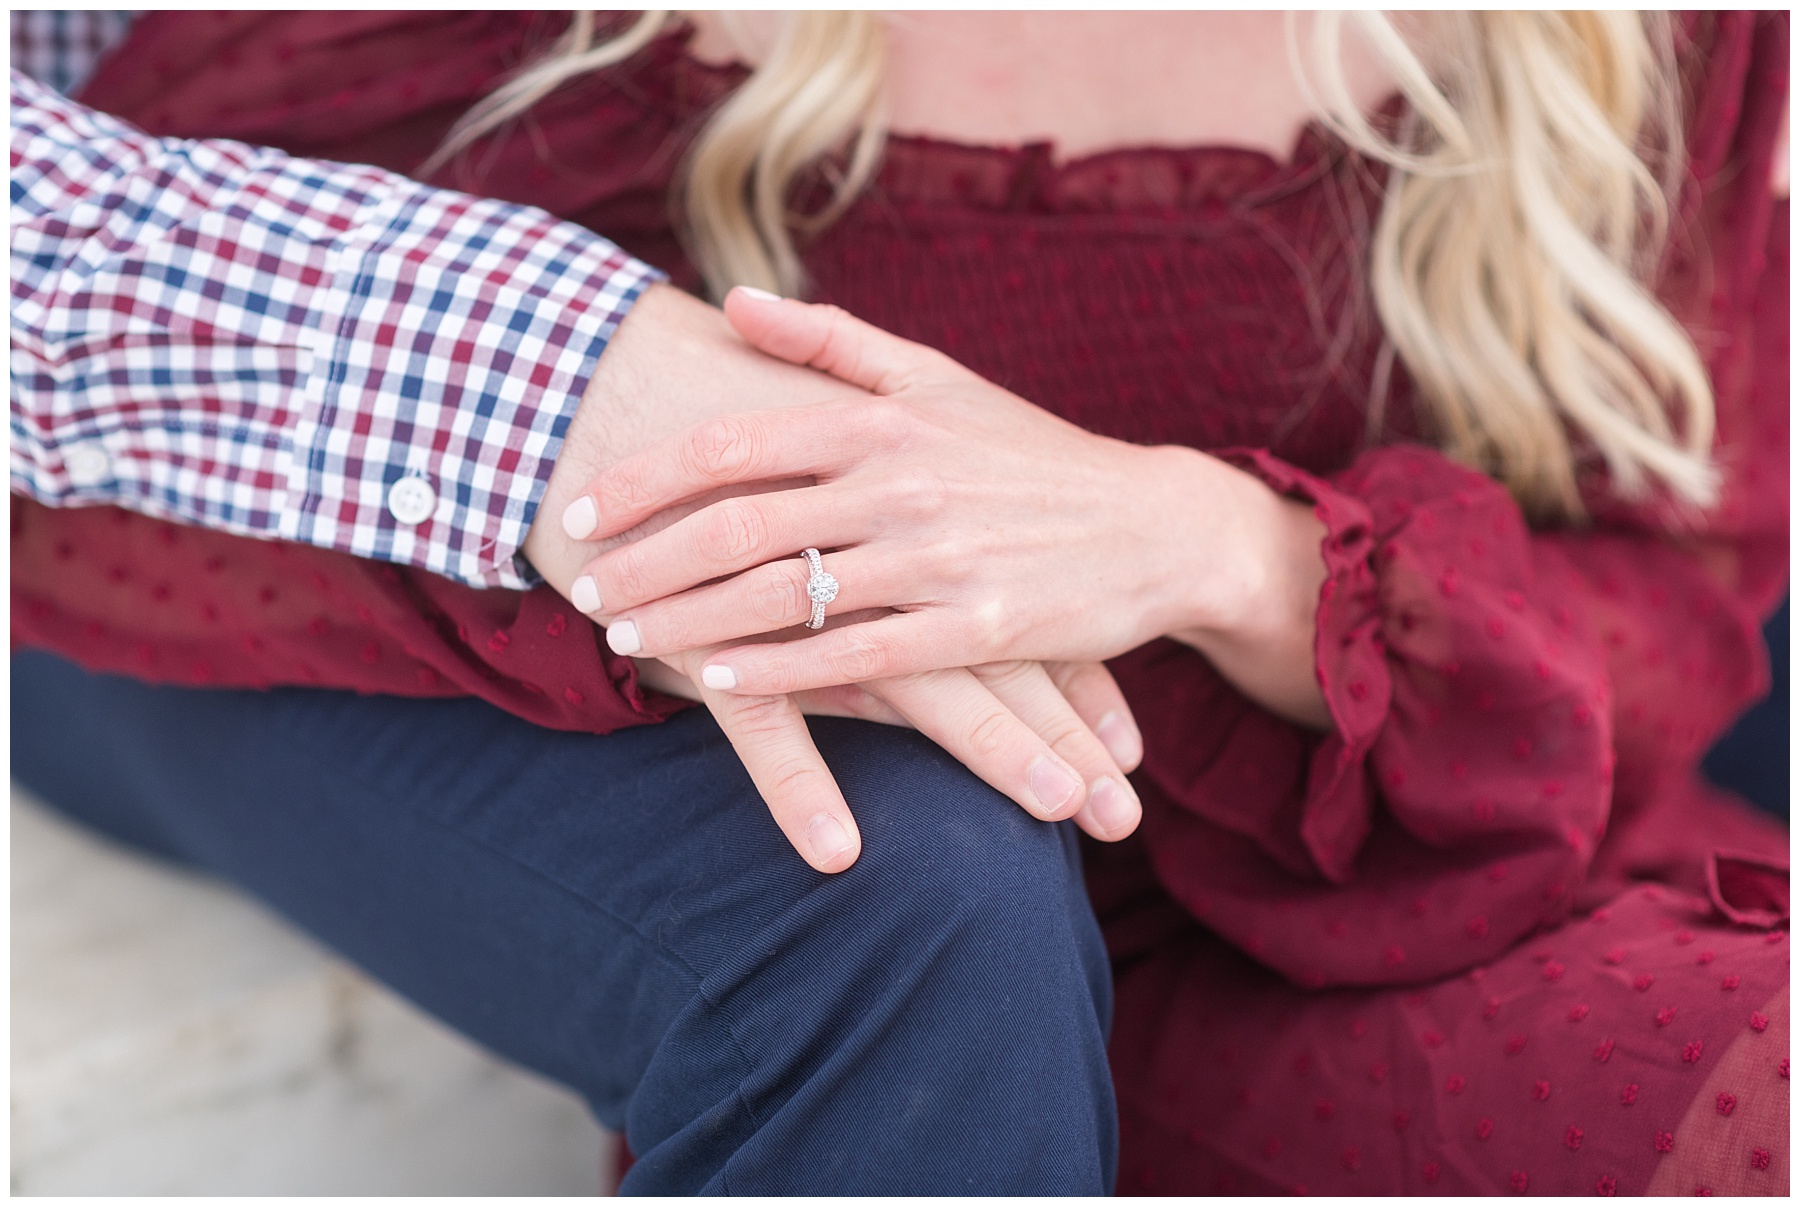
left=868, top=131, right=1346, bottom=215
left=640, top=22, right=1379, bottom=216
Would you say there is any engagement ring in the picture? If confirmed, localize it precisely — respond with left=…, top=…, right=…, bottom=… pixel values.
left=802, top=547, right=838, bottom=629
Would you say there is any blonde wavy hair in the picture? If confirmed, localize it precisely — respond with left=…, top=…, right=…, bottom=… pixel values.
left=426, top=11, right=1717, bottom=522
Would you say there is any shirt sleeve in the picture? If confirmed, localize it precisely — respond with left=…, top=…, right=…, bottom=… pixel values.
left=9, top=9, right=135, bottom=96
left=1123, top=10, right=1788, bottom=989
left=10, top=68, right=664, bottom=589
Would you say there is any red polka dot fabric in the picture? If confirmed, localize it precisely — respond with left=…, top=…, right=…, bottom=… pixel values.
left=10, top=498, right=683, bottom=736
left=12, top=11, right=1790, bottom=1193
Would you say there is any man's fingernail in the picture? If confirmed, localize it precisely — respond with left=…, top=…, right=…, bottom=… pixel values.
left=736, top=286, right=782, bottom=302
left=562, top=496, right=598, bottom=540
left=1095, top=709, right=1143, bottom=769
left=1087, top=776, right=1140, bottom=838
left=1029, top=757, right=1081, bottom=815
left=701, top=664, right=737, bottom=690
left=606, top=619, right=640, bottom=655
left=571, top=575, right=602, bottom=614
left=807, top=813, right=854, bottom=866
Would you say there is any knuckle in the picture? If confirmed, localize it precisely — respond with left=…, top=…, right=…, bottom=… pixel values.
left=975, top=657, right=1036, bottom=692
left=838, top=686, right=890, bottom=723
left=685, top=416, right=762, bottom=482
left=604, top=550, right=654, bottom=604
left=698, top=500, right=768, bottom=563
left=765, top=761, right=821, bottom=804
left=930, top=535, right=979, bottom=584
left=601, top=466, right=656, bottom=516
left=965, top=708, right=1015, bottom=762
left=817, top=306, right=857, bottom=352
left=964, top=596, right=1012, bottom=653
left=1040, top=717, right=1092, bottom=755
left=832, top=629, right=889, bottom=682
left=642, top=607, right=692, bottom=654
left=1045, top=659, right=1093, bottom=695
left=724, top=693, right=795, bottom=738
left=891, top=470, right=948, bottom=521
left=750, top=566, right=807, bottom=627
left=917, top=540, right=963, bottom=587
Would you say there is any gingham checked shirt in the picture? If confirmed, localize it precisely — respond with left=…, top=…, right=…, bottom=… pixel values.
left=11, top=42, right=662, bottom=589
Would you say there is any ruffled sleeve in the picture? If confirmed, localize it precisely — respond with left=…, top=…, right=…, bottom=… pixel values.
left=1123, top=10, right=1788, bottom=988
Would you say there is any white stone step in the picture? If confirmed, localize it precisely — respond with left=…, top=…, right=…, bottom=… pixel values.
left=11, top=786, right=612, bottom=1195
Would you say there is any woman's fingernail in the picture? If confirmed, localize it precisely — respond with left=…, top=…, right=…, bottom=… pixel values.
left=701, top=664, right=737, bottom=690
left=807, top=812, right=854, bottom=866
left=1029, top=757, right=1081, bottom=815
left=561, top=496, right=598, bottom=540
left=1087, top=776, right=1140, bottom=838
left=1095, top=709, right=1143, bottom=769
left=736, top=286, right=782, bottom=302
left=571, top=575, right=602, bottom=614
left=606, top=619, right=640, bottom=655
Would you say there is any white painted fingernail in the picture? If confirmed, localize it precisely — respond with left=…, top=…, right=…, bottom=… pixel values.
left=605, top=619, right=641, bottom=655
left=807, top=813, right=854, bottom=867
left=1095, top=709, right=1143, bottom=770
left=700, top=664, right=737, bottom=690
left=1087, top=776, right=1140, bottom=838
left=736, top=286, right=782, bottom=302
left=570, top=575, right=602, bottom=614
left=561, top=496, right=597, bottom=540
left=1029, top=757, right=1081, bottom=816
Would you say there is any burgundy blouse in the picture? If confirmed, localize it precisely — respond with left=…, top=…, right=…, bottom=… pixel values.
left=11, top=14, right=1790, bottom=1190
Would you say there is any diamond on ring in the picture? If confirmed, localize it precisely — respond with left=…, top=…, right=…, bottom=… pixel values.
left=802, top=548, right=838, bottom=629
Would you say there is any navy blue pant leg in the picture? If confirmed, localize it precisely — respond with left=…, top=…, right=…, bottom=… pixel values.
left=11, top=650, right=1117, bottom=1194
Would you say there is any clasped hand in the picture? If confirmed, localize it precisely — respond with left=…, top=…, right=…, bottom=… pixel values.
left=567, top=286, right=1259, bottom=691
left=533, top=284, right=1196, bottom=876
left=553, top=289, right=1312, bottom=871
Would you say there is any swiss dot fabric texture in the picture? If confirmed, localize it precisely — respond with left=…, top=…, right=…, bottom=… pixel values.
left=8, top=10, right=1791, bottom=1196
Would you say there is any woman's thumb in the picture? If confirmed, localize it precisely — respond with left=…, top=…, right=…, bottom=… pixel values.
left=723, top=286, right=943, bottom=395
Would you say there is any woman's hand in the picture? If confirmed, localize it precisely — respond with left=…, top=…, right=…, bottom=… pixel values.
left=522, top=282, right=1144, bottom=873
left=563, top=288, right=1334, bottom=727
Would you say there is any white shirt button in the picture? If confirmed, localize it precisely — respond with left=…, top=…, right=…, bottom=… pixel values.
left=386, top=475, right=437, bottom=526
left=65, top=443, right=112, bottom=488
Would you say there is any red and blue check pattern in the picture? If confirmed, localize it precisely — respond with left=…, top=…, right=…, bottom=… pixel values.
left=11, top=68, right=661, bottom=588
left=9, top=9, right=134, bottom=96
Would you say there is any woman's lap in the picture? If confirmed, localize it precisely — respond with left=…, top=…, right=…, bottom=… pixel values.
left=11, top=649, right=1116, bottom=1194
left=1109, top=883, right=1788, bottom=1195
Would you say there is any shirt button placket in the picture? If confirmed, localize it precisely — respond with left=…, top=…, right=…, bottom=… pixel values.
left=387, top=475, right=436, bottom=526
left=65, top=443, right=112, bottom=487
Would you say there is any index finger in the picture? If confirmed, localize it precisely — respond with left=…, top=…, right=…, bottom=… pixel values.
left=560, top=402, right=880, bottom=543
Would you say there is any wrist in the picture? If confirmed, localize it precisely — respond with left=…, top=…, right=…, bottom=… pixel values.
left=1219, top=470, right=1329, bottom=650
left=1151, top=445, right=1333, bottom=728
left=1147, top=446, right=1324, bottom=641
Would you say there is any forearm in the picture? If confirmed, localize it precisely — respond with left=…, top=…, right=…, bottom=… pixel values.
left=10, top=68, right=652, bottom=589
left=538, top=293, right=1337, bottom=722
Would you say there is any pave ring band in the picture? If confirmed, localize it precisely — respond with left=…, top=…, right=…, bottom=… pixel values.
left=802, top=547, right=839, bottom=630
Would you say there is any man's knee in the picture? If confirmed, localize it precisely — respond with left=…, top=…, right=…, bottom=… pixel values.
left=642, top=720, right=1117, bottom=1192
left=725, top=717, right=1114, bottom=1069
left=810, top=717, right=1097, bottom=957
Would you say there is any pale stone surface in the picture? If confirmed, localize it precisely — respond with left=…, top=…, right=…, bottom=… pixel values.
left=11, top=787, right=613, bottom=1195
